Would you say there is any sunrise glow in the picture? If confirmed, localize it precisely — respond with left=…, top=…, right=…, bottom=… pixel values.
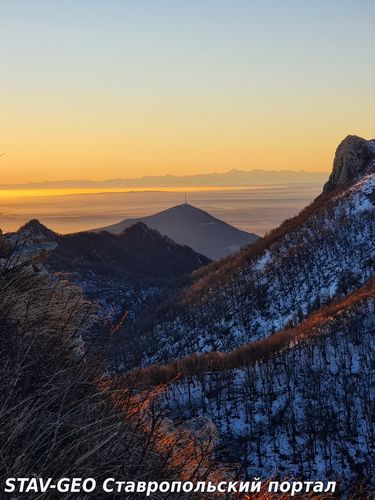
left=1, top=1, right=374, bottom=185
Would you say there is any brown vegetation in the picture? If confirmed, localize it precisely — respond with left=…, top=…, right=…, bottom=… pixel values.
left=102, top=378, right=228, bottom=486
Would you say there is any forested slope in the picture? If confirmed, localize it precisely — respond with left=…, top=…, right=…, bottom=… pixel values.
left=153, top=280, right=375, bottom=491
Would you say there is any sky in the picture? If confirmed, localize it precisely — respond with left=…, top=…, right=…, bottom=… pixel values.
left=1, top=0, right=374, bottom=184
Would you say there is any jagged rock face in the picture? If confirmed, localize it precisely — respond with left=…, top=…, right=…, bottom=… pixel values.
left=323, top=135, right=375, bottom=193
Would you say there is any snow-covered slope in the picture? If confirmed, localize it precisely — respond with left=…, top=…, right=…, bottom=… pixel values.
left=156, top=285, right=375, bottom=490
left=92, top=203, right=259, bottom=260
left=126, top=139, right=375, bottom=367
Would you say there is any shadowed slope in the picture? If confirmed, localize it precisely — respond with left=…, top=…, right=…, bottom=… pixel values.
left=48, top=221, right=210, bottom=279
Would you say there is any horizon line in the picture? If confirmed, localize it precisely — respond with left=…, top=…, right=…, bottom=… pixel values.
left=0, top=168, right=329, bottom=190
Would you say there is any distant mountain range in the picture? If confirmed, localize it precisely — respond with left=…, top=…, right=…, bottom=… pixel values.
left=93, top=203, right=259, bottom=260
left=0, top=168, right=328, bottom=190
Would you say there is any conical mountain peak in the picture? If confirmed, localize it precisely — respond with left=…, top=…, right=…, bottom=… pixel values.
left=92, top=203, right=259, bottom=260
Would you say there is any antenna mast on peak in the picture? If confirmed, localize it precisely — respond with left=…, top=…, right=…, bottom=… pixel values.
left=184, top=192, right=187, bottom=204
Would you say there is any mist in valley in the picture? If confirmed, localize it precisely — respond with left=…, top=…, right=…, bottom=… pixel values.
left=0, top=183, right=323, bottom=236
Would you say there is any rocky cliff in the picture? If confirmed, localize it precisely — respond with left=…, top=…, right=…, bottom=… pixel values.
left=323, top=135, right=375, bottom=193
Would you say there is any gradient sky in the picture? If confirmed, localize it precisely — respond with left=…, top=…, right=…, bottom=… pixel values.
left=1, top=0, right=374, bottom=183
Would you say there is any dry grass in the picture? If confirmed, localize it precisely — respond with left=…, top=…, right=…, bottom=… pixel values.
left=0, top=261, right=179, bottom=498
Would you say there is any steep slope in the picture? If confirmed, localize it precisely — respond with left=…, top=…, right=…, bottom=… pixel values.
left=92, top=203, right=259, bottom=260
left=154, top=281, right=375, bottom=491
left=123, top=136, right=375, bottom=367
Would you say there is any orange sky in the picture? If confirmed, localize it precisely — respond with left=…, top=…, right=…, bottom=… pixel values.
left=1, top=1, right=374, bottom=184
left=2, top=95, right=373, bottom=184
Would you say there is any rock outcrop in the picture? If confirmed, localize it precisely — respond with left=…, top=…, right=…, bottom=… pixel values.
left=16, top=219, right=57, bottom=242
left=323, top=135, right=375, bottom=193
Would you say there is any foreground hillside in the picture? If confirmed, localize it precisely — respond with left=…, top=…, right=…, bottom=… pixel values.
left=124, top=136, right=375, bottom=368
left=150, top=279, right=375, bottom=492
left=111, top=135, right=375, bottom=494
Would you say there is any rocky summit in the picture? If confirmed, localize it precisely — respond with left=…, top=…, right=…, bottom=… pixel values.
left=323, top=135, right=375, bottom=193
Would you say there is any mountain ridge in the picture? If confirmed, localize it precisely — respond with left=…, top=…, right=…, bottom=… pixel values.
left=0, top=168, right=328, bottom=190
left=4, top=218, right=211, bottom=325
left=48, top=220, right=210, bottom=279
left=130, top=274, right=375, bottom=388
